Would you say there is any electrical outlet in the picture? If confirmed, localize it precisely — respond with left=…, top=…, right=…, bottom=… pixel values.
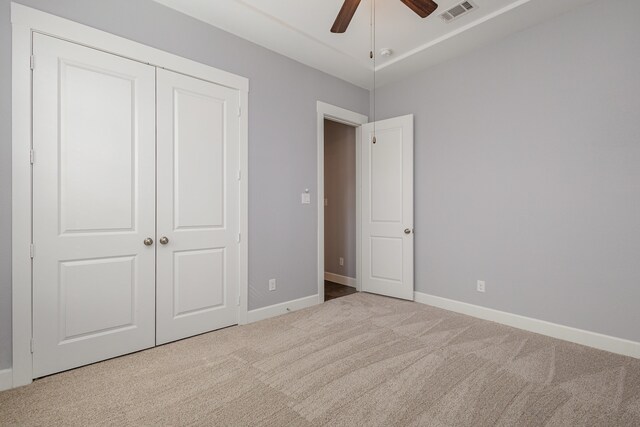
left=269, top=279, right=276, bottom=291
left=477, top=280, right=486, bottom=293
left=339, top=257, right=344, bottom=266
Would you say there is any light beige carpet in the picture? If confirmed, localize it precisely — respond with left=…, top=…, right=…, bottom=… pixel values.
left=1, top=293, right=639, bottom=426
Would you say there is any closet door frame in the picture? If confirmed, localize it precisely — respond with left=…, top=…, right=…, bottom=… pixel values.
left=11, top=3, right=249, bottom=389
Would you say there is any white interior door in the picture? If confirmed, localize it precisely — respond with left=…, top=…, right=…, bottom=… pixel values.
left=156, top=69, right=240, bottom=345
left=32, top=34, right=157, bottom=377
left=361, top=115, right=414, bottom=300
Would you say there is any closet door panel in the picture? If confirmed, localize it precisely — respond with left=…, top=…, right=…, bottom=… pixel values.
left=32, top=34, right=156, bottom=378
left=173, top=89, right=225, bottom=229
left=156, top=69, right=240, bottom=344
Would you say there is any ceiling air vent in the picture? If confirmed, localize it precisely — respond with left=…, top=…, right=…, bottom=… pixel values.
left=441, top=1, right=476, bottom=23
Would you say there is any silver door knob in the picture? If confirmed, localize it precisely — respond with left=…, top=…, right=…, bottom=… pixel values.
left=143, top=237, right=154, bottom=246
left=159, top=236, right=169, bottom=245
left=404, top=228, right=411, bottom=234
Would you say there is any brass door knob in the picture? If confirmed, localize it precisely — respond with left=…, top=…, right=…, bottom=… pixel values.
left=143, top=237, right=154, bottom=246
left=159, top=236, right=169, bottom=245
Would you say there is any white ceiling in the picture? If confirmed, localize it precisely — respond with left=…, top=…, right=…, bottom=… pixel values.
left=153, top=0, right=596, bottom=89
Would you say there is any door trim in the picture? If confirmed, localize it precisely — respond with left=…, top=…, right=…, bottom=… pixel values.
left=316, top=102, right=368, bottom=303
left=11, top=3, right=250, bottom=388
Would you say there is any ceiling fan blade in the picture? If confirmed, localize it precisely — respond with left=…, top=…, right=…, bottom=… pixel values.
left=331, top=0, right=362, bottom=33
left=399, top=0, right=438, bottom=18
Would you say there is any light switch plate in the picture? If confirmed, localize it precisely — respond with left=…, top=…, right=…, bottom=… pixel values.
left=301, top=193, right=311, bottom=204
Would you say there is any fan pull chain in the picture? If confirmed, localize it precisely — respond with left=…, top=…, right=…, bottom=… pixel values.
left=371, top=0, right=376, bottom=144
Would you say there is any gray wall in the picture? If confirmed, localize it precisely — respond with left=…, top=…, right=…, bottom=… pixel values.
left=0, top=0, right=10, bottom=372
left=374, top=0, right=640, bottom=342
left=0, top=0, right=369, bottom=369
left=324, top=120, right=356, bottom=279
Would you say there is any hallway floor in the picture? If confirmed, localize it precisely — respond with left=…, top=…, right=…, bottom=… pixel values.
left=324, top=280, right=357, bottom=301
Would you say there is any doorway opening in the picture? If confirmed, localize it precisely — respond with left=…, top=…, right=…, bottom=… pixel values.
left=316, top=101, right=368, bottom=303
left=323, top=119, right=358, bottom=301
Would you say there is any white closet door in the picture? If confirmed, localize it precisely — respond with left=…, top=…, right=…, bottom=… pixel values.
left=361, top=115, right=414, bottom=300
left=32, top=34, right=157, bottom=378
left=156, top=69, right=240, bottom=345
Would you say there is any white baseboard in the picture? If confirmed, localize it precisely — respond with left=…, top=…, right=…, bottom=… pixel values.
left=414, top=292, right=640, bottom=359
left=324, top=272, right=357, bottom=288
left=0, top=369, right=12, bottom=392
left=246, top=294, right=319, bottom=324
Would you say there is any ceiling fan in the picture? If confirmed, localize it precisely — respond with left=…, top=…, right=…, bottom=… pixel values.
left=331, top=0, right=439, bottom=33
